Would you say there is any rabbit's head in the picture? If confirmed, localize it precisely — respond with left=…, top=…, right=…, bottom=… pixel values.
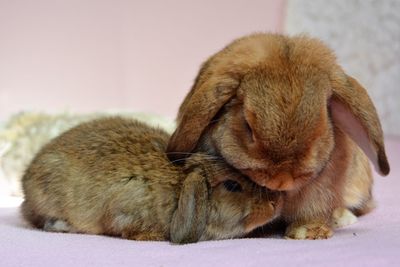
left=170, top=155, right=282, bottom=244
left=167, top=33, right=390, bottom=191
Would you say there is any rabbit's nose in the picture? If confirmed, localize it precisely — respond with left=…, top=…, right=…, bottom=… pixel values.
left=269, top=194, right=283, bottom=211
left=265, top=172, right=294, bottom=191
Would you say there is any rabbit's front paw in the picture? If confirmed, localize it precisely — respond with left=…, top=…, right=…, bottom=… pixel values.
left=332, top=207, right=357, bottom=228
left=285, top=222, right=333, bottom=240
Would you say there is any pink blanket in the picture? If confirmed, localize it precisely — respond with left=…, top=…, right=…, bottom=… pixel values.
left=1, top=139, right=399, bottom=267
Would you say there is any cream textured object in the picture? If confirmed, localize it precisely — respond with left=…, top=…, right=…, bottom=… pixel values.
left=285, top=0, right=400, bottom=136
left=0, top=111, right=175, bottom=197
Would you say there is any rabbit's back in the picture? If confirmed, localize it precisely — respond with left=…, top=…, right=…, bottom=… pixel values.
left=22, top=117, right=181, bottom=237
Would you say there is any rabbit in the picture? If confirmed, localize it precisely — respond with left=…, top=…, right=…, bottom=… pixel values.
left=21, top=117, right=282, bottom=244
left=166, top=33, right=390, bottom=239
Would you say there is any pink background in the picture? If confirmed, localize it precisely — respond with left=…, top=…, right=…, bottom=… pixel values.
left=0, top=0, right=285, bottom=120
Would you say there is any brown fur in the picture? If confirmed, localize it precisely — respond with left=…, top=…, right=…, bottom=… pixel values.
left=166, top=33, right=390, bottom=239
left=21, top=117, right=282, bottom=244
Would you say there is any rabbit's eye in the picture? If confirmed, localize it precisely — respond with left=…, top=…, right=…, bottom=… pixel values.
left=245, top=121, right=252, bottom=135
left=244, top=120, right=255, bottom=142
left=223, top=180, right=243, bottom=192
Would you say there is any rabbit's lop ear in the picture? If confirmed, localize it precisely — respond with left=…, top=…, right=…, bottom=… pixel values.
left=167, top=63, right=238, bottom=159
left=170, top=169, right=210, bottom=244
left=330, top=74, right=390, bottom=176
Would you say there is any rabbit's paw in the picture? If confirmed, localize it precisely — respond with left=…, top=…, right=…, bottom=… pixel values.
left=285, top=222, right=333, bottom=240
left=43, top=218, right=72, bottom=232
left=332, top=208, right=357, bottom=228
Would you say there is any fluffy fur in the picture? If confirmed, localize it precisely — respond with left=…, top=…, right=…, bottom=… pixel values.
left=0, top=111, right=175, bottom=196
left=166, top=33, right=390, bottom=239
left=21, top=117, right=281, bottom=244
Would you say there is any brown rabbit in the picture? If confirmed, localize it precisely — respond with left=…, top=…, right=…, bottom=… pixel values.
left=166, top=33, right=390, bottom=239
left=21, top=117, right=281, bottom=244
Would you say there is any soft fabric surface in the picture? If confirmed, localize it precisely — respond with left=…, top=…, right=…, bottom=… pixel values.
left=1, top=138, right=399, bottom=267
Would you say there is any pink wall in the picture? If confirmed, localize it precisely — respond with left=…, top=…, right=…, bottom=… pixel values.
left=0, top=0, right=285, bottom=120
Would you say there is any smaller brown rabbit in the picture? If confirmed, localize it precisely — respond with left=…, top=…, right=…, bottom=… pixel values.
left=21, top=117, right=281, bottom=244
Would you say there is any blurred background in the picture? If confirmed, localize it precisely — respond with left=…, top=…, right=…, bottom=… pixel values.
left=0, top=0, right=399, bottom=136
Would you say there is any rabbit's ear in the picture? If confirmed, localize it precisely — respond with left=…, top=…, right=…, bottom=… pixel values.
left=166, top=68, right=238, bottom=159
left=170, top=169, right=210, bottom=244
left=330, top=74, right=390, bottom=176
